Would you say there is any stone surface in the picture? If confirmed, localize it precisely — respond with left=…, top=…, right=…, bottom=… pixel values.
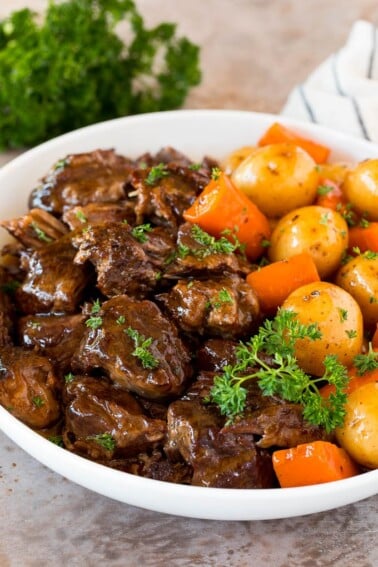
left=0, top=1, right=377, bottom=565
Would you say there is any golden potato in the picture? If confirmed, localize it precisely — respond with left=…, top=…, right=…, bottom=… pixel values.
left=282, top=281, right=363, bottom=376
left=336, top=382, right=378, bottom=469
left=221, top=145, right=256, bottom=175
left=231, top=143, right=319, bottom=217
left=343, top=159, right=378, bottom=220
left=336, top=254, right=378, bottom=326
left=269, top=206, right=348, bottom=278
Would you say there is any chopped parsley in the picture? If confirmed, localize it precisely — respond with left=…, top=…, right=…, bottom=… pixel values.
left=345, top=329, right=357, bottom=338
left=75, top=210, right=87, bottom=224
left=49, top=435, right=64, bottom=447
left=353, top=343, right=378, bottom=375
left=31, top=222, right=53, bottom=243
left=32, top=396, right=45, bottom=408
left=64, top=372, right=75, bottom=383
left=125, top=327, right=159, bottom=369
left=116, top=315, right=126, bottom=325
left=88, top=433, right=116, bottom=451
left=211, top=167, right=221, bottom=180
left=188, top=162, right=202, bottom=171
left=208, top=288, right=234, bottom=309
left=131, top=223, right=153, bottom=243
left=316, top=184, right=334, bottom=195
left=337, top=308, right=348, bottom=322
left=145, top=164, right=170, bottom=186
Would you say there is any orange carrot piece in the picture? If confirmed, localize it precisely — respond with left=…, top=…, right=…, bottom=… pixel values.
left=348, top=222, right=378, bottom=253
left=183, top=172, right=270, bottom=261
left=272, top=441, right=359, bottom=488
left=315, top=179, right=344, bottom=210
left=258, top=122, right=330, bottom=164
left=246, top=253, right=320, bottom=313
left=320, top=367, right=378, bottom=399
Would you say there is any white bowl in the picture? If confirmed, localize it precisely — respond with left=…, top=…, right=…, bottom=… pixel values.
left=0, top=109, right=377, bottom=520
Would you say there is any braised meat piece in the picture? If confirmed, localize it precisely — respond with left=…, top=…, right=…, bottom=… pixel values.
left=29, top=150, right=133, bottom=214
left=0, top=272, right=15, bottom=346
left=63, top=376, right=166, bottom=460
left=15, top=234, right=91, bottom=314
left=196, top=339, right=238, bottom=371
left=226, top=403, right=328, bottom=449
left=164, top=223, right=243, bottom=279
left=165, top=400, right=274, bottom=488
left=18, top=313, right=86, bottom=375
left=1, top=208, right=68, bottom=249
left=73, top=295, right=192, bottom=399
left=62, top=201, right=136, bottom=230
left=127, top=163, right=209, bottom=231
left=157, top=274, right=260, bottom=339
left=72, top=222, right=175, bottom=298
left=0, top=346, right=60, bottom=428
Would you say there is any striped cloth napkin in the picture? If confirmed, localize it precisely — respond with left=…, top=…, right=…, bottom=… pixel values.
left=281, top=20, right=378, bottom=143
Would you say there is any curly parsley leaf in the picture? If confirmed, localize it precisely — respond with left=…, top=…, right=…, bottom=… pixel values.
left=125, top=327, right=159, bottom=369
left=0, top=0, right=201, bottom=149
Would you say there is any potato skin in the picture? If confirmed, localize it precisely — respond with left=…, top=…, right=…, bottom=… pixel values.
left=317, top=162, right=351, bottom=186
left=343, top=159, right=378, bottom=220
left=231, top=143, right=319, bottom=217
left=336, top=255, right=378, bottom=326
left=269, top=206, right=348, bottom=278
left=336, top=382, right=378, bottom=469
left=221, top=145, right=256, bottom=175
left=282, top=282, right=363, bottom=376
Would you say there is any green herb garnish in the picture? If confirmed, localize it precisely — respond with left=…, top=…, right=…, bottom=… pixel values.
left=353, top=343, right=378, bottom=375
left=145, top=164, right=170, bottom=186
left=207, top=309, right=348, bottom=432
left=32, top=396, right=45, bottom=408
left=316, top=184, right=334, bottom=196
left=75, top=210, right=87, bottom=224
left=208, top=288, right=234, bottom=309
left=116, top=315, right=126, bottom=325
left=64, top=372, right=75, bottom=383
left=131, top=223, right=153, bottom=243
left=49, top=435, right=64, bottom=447
left=125, top=327, right=159, bottom=369
left=0, top=0, right=201, bottom=150
left=189, top=224, right=242, bottom=257
left=31, top=222, right=53, bottom=243
left=88, top=433, right=116, bottom=451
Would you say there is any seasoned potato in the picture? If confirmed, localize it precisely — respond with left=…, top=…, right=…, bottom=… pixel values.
left=336, top=382, right=378, bottom=469
left=221, top=145, right=256, bottom=175
left=343, top=159, right=378, bottom=220
left=269, top=206, right=348, bottom=278
left=282, top=282, right=363, bottom=376
left=336, top=254, right=378, bottom=326
left=231, top=143, right=319, bottom=217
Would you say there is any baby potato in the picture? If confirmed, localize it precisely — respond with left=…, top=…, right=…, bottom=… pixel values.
left=282, top=281, right=363, bottom=376
left=269, top=206, right=348, bottom=278
left=336, top=382, right=378, bottom=469
left=336, top=254, right=378, bottom=326
left=231, top=143, right=319, bottom=217
left=221, top=145, right=256, bottom=175
left=343, top=159, right=378, bottom=220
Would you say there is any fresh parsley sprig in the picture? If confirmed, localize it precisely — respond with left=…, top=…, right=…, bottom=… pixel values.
left=131, top=223, right=153, bottom=243
left=207, top=309, right=349, bottom=432
left=145, top=164, right=170, bottom=186
left=353, top=342, right=378, bottom=375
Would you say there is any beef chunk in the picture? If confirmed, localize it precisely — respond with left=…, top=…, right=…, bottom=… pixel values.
left=1, top=208, right=68, bottom=249
left=227, top=403, right=328, bottom=449
left=63, top=376, right=166, bottom=460
left=15, top=234, right=91, bottom=314
left=72, top=222, right=175, bottom=298
left=157, top=274, right=260, bottom=339
left=73, top=295, right=192, bottom=399
left=165, top=400, right=274, bottom=488
left=196, top=339, right=238, bottom=371
left=62, top=201, right=136, bottom=230
left=0, top=347, right=60, bottom=428
left=164, top=223, right=243, bottom=279
left=0, top=272, right=15, bottom=346
left=18, top=313, right=86, bottom=374
left=127, top=163, right=209, bottom=231
left=29, top=150, right=133, bottom=214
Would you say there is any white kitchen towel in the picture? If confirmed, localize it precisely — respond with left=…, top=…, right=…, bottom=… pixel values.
left=281, top=20, right=378, bottom=142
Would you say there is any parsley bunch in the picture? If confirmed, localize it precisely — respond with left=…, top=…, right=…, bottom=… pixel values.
left=0, top=0, right=201, bottom=149
left=208, top=309, right=349, bottom=432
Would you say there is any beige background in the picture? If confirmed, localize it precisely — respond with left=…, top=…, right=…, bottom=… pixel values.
left=0, top=1, right=377, bottom=566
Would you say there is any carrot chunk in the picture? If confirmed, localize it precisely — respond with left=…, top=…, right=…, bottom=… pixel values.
left=272, top=441, right=359, bottom=487
left=258, top=122, right=330, bottom=164
left=246, top=252, right=320, bottom=313
left=183, top=172, right=270, bottom=261
left=348, top=222, right=378, bottom=253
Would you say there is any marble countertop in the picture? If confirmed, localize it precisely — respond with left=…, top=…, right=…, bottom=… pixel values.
left=0, top=1, right=377, bottom=565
